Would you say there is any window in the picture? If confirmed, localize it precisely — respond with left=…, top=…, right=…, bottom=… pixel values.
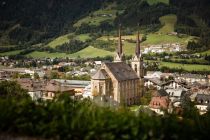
left=134, top=64, right=137, bottom=72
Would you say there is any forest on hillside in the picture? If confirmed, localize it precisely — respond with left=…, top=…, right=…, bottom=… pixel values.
left=0, top=0, right=210, bottom=51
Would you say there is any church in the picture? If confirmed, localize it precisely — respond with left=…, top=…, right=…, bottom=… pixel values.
left=91, top=27, right=145, bottom=106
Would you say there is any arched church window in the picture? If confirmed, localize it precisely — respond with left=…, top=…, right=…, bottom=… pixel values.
left=134, top=64, right=137, bottom=72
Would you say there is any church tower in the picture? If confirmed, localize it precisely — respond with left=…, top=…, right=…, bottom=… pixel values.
left=114, top=25, right=124, bottom=62
left=131, top=29, right=145, bottom=78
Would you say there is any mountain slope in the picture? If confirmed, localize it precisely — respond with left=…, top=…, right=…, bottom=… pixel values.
left=0, top=0, right=210, bottom=58
left=0, top=0, right=105, bottom=45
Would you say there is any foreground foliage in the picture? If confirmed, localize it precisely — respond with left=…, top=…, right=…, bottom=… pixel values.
left=0, top=81, right=210, bottom=140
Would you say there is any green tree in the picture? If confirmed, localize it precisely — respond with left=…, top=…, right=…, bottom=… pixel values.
left=34, top=73, right=40, bottom=80
left=50, top=71, right=59, bottom=79
left=20, top=74, right=31, bottom=79
left=0, top=81, right=27, bottom=97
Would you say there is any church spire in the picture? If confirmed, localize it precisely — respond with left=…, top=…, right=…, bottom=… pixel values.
left=135, top=24, right=140, bottom=57
left=131, top=24, right=145, bottom=78
left=114, top=24, right=124, bottom=62
left=117, top=24, right=123, bottom=55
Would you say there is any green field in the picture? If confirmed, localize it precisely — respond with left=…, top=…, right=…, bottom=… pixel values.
left=200, top=50, right=210, bottom=55
left=75, top=34, right=91, bottom=42
left=0, top=45, right=16, bottom=48
left=171, top=58, right=209, bottom=64
left=143, top=34, right=194, bottom=46
left=73, top=9, right=116, bottom=27
left=70, top=46, right=113, bottom=58
left=47, top=34, right=72, bottom=48
left=123, top=41, right=136, bottom=55
left=160, top=61, right=210, bottom=72
left=146, top=0, right=169, bottom=5
left=26, top=51, right=69, bottom=58
left=159, top=14, right=177, bottom=34
left=99, top=33, right=194, bottom=47
left=0, top=50, right=22, bottom=56
left=74, top=8, right=123, bottom=27
left=27, top=46, right=113, bottom=58
left=47, top=33, right=91, bottom=48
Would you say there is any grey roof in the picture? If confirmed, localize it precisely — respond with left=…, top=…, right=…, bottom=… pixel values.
left=166, top=88, right=186, bottom=97
left=155, top=89, right=168, bottom=97
left=54, top=79, right=90, bottom=85
left=54, top=79, right=90, bottom=88
left=92, top=69, right=110, bottom=80
left=145, top=78, right=173, bottom=86
left=104, top=62, right=139, bottom=81
left=195, top=94, right=210, bottom=106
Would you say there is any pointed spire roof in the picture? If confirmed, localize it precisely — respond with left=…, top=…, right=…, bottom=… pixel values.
left=117, top=24, right=123, bottom=55
left=135, top=24, right=141, bottom=57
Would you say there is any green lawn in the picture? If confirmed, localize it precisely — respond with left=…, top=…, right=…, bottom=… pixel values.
left=47, top=33, right=91, bottom=48
left=75, top=34, right=91, bottom=42
left=68, top=46, right=114, bottom=58
left=99, top=33, right=194, bottom=46
left=26, top=46, right=113, bottom=58
left=73, top=9, right=123, bottom=27
left=142, top=34, right=194, bottom=46
left=0, top=50, right=22, bottom=56
left=47, top=34, right=72, bottom=48
left=146, top=0, right=169, bottom=5
left=97, top=36, right=137, bottom=55
left=200, top=50, right=210, bottom=55
left=158, top=14, right=177, bottom=34
left=171, top=58, right=209, bottom=64
left=129, top=105, right=140, bottom=112
left=26, top=51, right=69, bottom=58
left=123, top=41, right=136, bottom=56
left=0, top=45, right=16, bottom=48
left=160, top=61, right=210, bottom=72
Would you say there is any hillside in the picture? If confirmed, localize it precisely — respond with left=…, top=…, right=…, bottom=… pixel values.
left=0, top=0, right=210, bottom=58
left=0, top=0, right=105, bottom=45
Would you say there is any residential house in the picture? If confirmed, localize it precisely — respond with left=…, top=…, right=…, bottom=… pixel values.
left=165, top=88, right=187, bottom=102
left=54, top=79, right=91, bottom=93
left=17, top=78, right=46, bottom=101
left=195, top=94, right=210, bottom=115
left=144, top=78, right=174, bottom=90
left=43, top=80, right=74, bottom=100
left=149, top=89, right=170, bottom=115
left=175, top=74, right=209, bottom=84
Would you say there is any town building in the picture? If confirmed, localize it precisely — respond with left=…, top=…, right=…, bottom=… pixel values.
left=195, top=94, right=210, bottom=115
left=91, top=26, right=145, bottom=106
left=16, top=78, right=46, bottom=101
left=149, top=89, right=170, bottom=115
left=174, top=74, right=209, bottom=84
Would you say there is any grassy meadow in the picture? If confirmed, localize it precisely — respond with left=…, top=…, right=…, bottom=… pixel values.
left=200, top=50, right=210, bottom=55
left=146, top=0, right=169, bottom=5
left=159, top=61, right=210, bottom=72
left=73, top=9, right=122, bottom=27
left=0, top=50, right=23, bottom=56
left=47, top=34, right=72, bottom=48
left=46, top=33, right=91, bottom=48
left=27, top=46, right=113, bottom=58
left=158, top=14, right=177, bottom=34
